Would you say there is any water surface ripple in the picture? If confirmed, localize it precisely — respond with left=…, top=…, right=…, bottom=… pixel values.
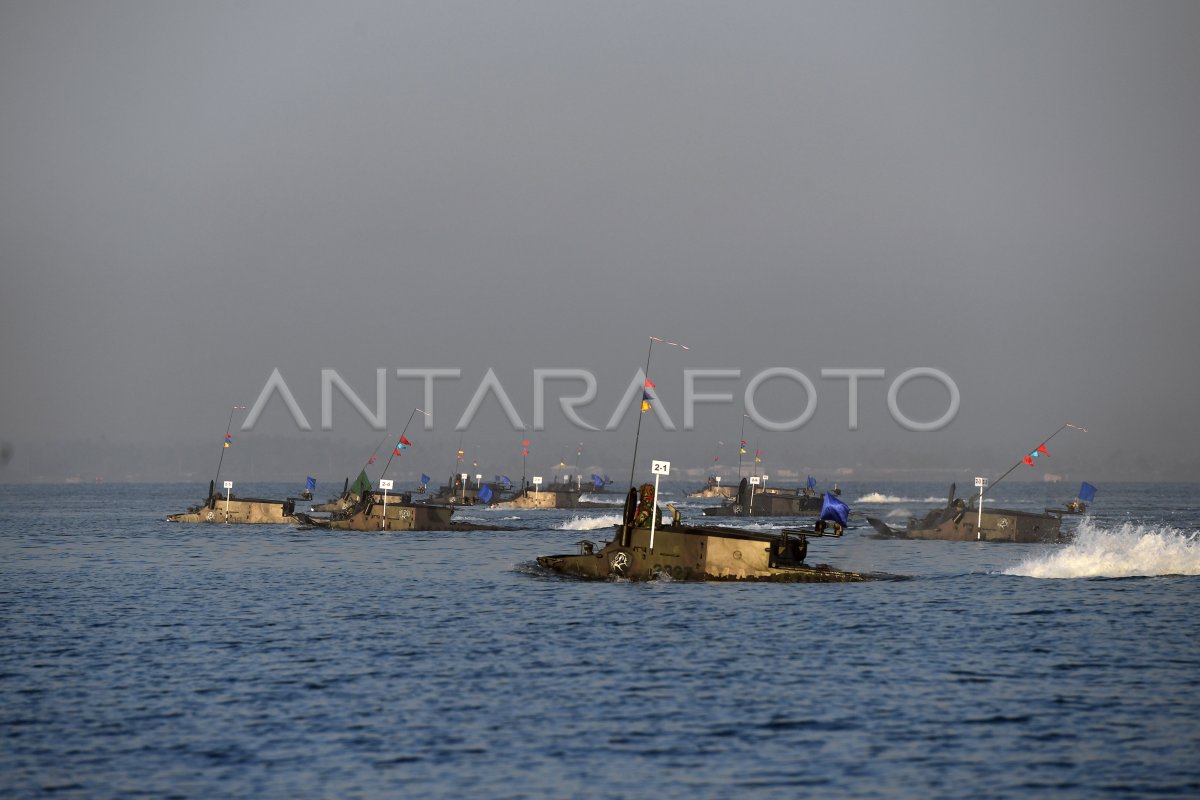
left=2, top=482, right=1198, bottom=798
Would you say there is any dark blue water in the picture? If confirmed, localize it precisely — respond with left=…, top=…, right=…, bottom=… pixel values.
left=3, top=482, right=1199, bottom=798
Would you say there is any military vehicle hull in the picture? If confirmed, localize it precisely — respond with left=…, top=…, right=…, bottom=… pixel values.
left=702, top=478, right=824, bottom=517
left=309, top=493, right=356, bottom=513
left=425, top=482, right=514, bottom=506
left=537, top=522, right=870, bottom=582
left=687, top=478, right=736, bottom=499
left=866, top=506, right=1064, bottom=542
left=310, top=489, right=413, bottom=513
left=168, top=495, right=299, bottom=524
left=703, top=490, right=822, bottom=517
left=301, top=498, right=453, bottom=531
left=491, top=488, right=615, bottom=510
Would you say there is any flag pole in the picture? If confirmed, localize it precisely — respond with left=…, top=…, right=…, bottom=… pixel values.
left=450, top=431, right=464, bottom=489
left=575, top=443, right=583, bottom=491
left=737, top=414, right=748, bottom=481
left=213, top=405, right=245, bottom=492
left=380, top=407, right=429, bottom=482
left=627, top=337, right=656, bottom=492
left=978, top=423, right=1087, bottom=503
left=360, top=430, right=393, bottom=476
left=627, top=336, right=688, bottom=492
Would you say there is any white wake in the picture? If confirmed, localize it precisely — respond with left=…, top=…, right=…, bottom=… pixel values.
left=556, top=513, right=623, bottom=531
left=578, top=493, right=622, bottom=505
left=855, top=492, right=948, bottom=504
left=1004, top=520, right=1200, bottom=579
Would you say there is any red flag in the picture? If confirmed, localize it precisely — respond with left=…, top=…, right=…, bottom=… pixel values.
left=644, top=379, right=655, bottom=389
left=522, top=449, right=529, bottom=456
left=1023, top=455, right=1034, bottom=466
left=394, top=448, right=402, bottom=456
left=755, top=450, right=762, bottom=456
left=1037, top=443, right=1049, bottom=456
left=400, top=435, right=412, bottom=447
left=522, top=440, right=530, bottom=447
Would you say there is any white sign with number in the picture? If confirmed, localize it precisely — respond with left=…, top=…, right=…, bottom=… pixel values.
left=378, top=479, right=394, bottom=490
left=532, top=476, right=543, bottom=485
left=223, top=480, right=233, bottom=489
left=975, top=476, right=988, bottom=488
left=749, top=476, right=761, bottom=485
left=651, top=460, right=671, bottom=476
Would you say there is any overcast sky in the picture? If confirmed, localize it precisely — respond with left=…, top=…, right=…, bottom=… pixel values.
left=2, top=1, right=1198, bottom=483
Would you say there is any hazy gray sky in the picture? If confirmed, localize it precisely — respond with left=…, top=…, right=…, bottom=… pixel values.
left=2, top=1, right=1198, bottom=483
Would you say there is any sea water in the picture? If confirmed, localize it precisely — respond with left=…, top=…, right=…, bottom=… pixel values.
left=2, top=481, right=1198, bottom=798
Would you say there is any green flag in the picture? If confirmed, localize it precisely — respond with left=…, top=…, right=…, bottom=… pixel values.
left=350, top=469, right=372, bottom=498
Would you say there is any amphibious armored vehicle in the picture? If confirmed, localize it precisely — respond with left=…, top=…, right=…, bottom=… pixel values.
left=538, top=485, right=871, bottom=582
left=686, top=475, right=737, bottom=499
left=702, top=477, right=824, bottom=517
left=167, top=480, right=300, bottom=524
left=298, top=490, right=453, bottom=531
left=866, top=483, right=1064, bottom=542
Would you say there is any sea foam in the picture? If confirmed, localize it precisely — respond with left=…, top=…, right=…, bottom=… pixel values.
left=556, top=513, right=623, bottom=531
left=856, top=492, right=986, bottom=504
left=856, top=492, right=909, bottom=503
left=855, top=492, right=944, bottom=504
left=1004, top=520, right=1200, bottom=579
left=578, top=493, right=622, bottom=505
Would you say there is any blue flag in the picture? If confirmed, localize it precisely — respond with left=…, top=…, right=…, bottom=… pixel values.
left=806, top=475, right=816, bottom=490
left=420, top=473, right=431, bottom=485
left=1078, top=481, right=1097, bottom=503
left=500, top=475, right=513, bottom=487
left=477, top=485, right=494, bottom=504
left=305, top=476, right=316, bottom=492
left=591, top=474, right=604, bottom=488
left=820, top=492, right=849, bottom=527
